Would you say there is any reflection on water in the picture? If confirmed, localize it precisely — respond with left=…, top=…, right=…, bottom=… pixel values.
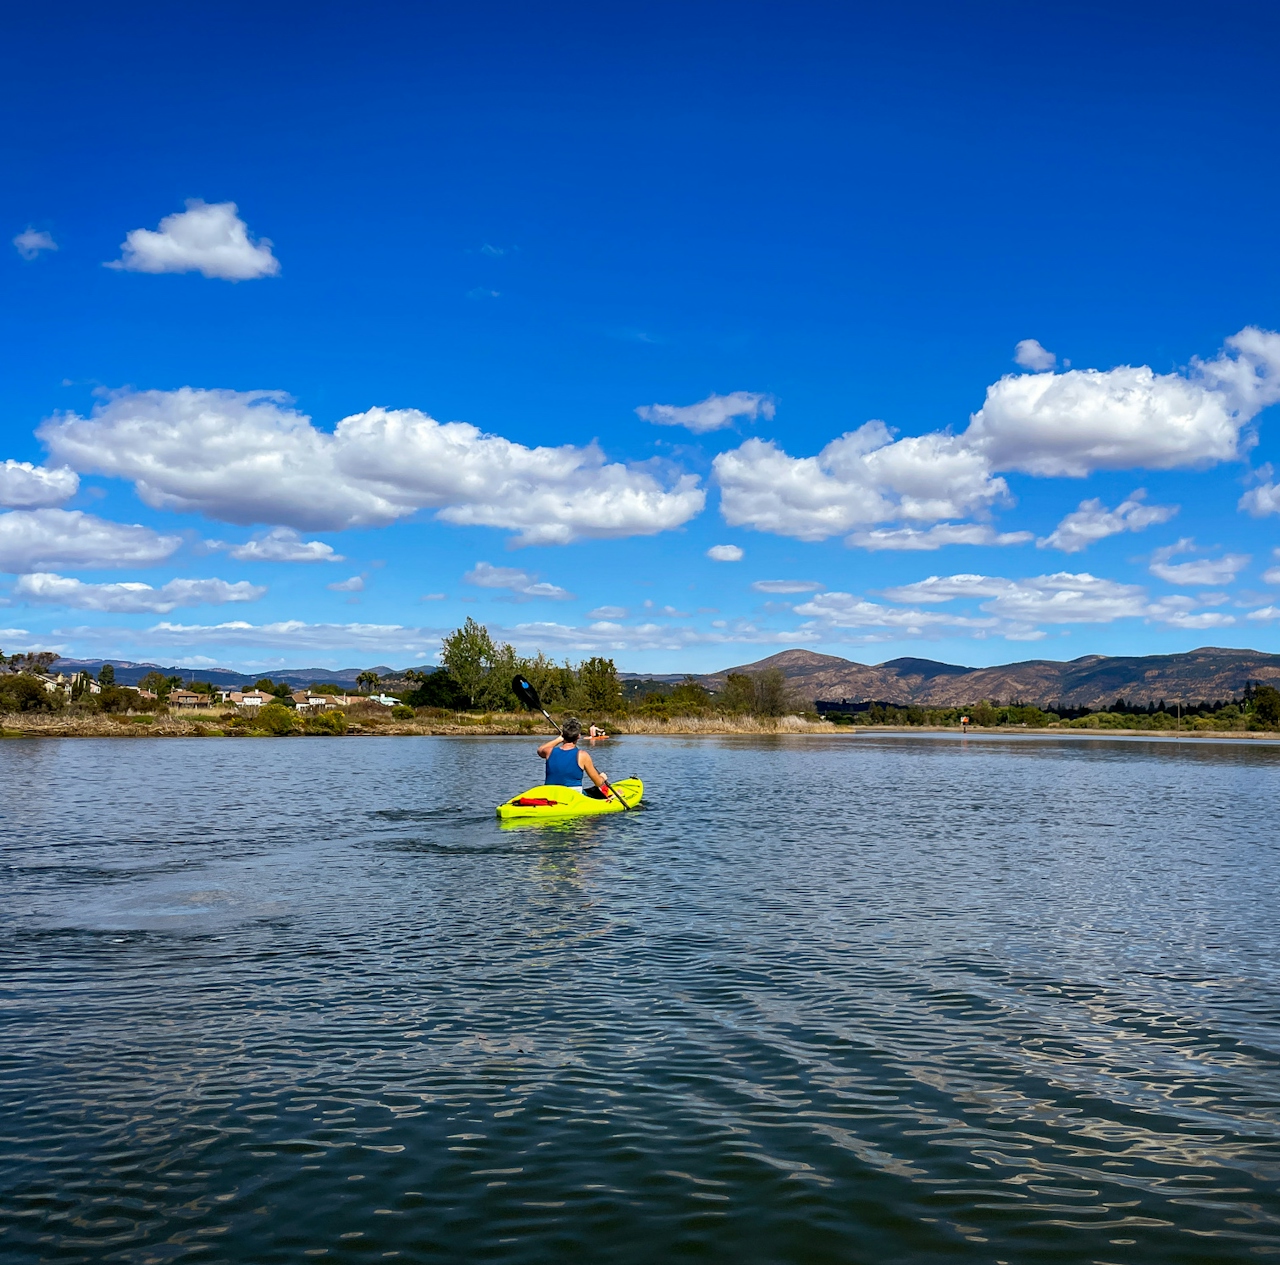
left=1, top=732, right=1279, bottom=1263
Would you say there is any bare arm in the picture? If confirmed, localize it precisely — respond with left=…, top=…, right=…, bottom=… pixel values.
left=537, top=739, right=557, bottom=760
left=578, top=750, right=608, bottom=791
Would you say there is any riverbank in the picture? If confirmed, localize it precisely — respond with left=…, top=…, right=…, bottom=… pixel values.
left=4, top=711, right=1279, bottom=739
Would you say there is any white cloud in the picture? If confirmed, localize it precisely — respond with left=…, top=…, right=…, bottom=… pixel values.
left=1014, top=339, right=1056, bottom=372
left=965, top=326, right=1280, bottom=477
left=463, top=560, right=573, bottom=600
left=224, top=527, right=343, bottom=563
left=587, top=605, right=628, bottom=619
left=14, top=572, right=265, bottom=614
left=848, top=523, right=1033, bottom=551
left=0, top=461, right=79, bottom=509
left=751, top=579, right=823, bottom=594
left=13, top=229, right=57, bottom=260
left=706, top=544, right=743, bottom=561
left=1149, top=538, right=1249, bottom=586
left=1038, top=490, right=1178, bottom=553
left=0, top=509, right=181, bottom=573
left=793, top=591, right=996, bottom=632
left=41, top=388, right=704, bottom=545
left=136, top=620, right=445, bottom=654
left=636, top=391, right=775, bottom=434
left=327, top=575, right=365, bottom=593
left=1239, top=481, right=1280, bottom=517
left=1247, top=605, right=1280, bottom=622
left=882, top=569, right=1234, bottom=633
left=106, top=200, right=279, bottom=281
left=714, top=425, right=1008, bottom=541
left=1263, top=550, right=1280, bottom=586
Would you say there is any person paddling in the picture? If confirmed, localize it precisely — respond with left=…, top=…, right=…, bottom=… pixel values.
left=537, top=718, right=612, bottom=796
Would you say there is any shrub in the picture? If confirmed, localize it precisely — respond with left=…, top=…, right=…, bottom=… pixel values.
left=304, top=709, right=348, bottom=735
left=0, top=673, right=62, bottom=713
left=391, top=703, right=416, bottom=720
left=256, top=702, right=298, bottom=735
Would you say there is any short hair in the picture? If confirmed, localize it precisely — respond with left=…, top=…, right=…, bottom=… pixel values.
left=560, top=717, right=582, bottom=742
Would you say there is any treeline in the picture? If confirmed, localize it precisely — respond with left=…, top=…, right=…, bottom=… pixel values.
left=396, top=619, right=798, bottom=719
left=826, top=686, right=1280, bottom=731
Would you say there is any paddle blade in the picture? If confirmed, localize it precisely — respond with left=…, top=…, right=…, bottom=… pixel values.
left=512, top=674, right=541, bottom=712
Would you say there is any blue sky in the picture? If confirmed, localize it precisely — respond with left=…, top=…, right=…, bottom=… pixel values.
left=3, top=0, right=1279, bottom=673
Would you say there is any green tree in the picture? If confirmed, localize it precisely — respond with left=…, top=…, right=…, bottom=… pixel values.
left=575, top=656, right=624, bottom=714
left=754, top=666, right=788, bottom=718
left=356, top=670, right=381, bottom=694
left=402, top=669, right=467, bottom=710
left=479, top=641, right=521, bottom=711
left=668, top=677, right=711, bottom=716
left=1253, top=684, right=1280, bottom=728
left=441, top=618, right=497, bottom=707
left=98, top=663, right=116, bottom=687
left=717, top=673, right=756, bottom=714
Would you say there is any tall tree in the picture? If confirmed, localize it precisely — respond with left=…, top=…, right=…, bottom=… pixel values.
left=575, top=656, right=623, bottom=714
left=98, top=663, right=115, bottom=687
left=441, top=618, right=496, bottom=708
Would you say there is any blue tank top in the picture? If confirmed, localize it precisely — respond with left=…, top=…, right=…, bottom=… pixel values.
left=546, top=743, right=583, bottom=786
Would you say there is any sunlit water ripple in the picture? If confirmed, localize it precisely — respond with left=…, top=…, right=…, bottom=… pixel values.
left=2, top=733, right=1278, bottom=1263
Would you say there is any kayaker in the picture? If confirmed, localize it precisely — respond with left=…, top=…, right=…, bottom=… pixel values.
left=537, top=718, right=612, bottom=795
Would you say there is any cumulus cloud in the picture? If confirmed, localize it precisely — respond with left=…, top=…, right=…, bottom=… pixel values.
left=1247, top=605, right=1280, bottom=622
left=327, top=575, right=365, bottom=593
left=41, top=388, right=704, bottom=546
left=13, top=228, right=57, bottom=260
left=0, top=509, right=180, bottom=573
left=106, top=200, right=279, bottom=280
left=706, top=544, right=743, bottom=561
left=221, top=527, right=343, bottom=562
left=587, top=605, right=628, bottom=619
left=0, top=460, right=79, bottom=509
left=848, top=523, right=1033, bottom=551
left=1239, top=479, right=1280, bottom=517
left=1263, top=550, right=1280, bottom=587
left=712, top=327, right=1280, bottom=543
left=1149, top=538, right=1250, bottom=586
left=965, top=326, right=1280, bottom=477
left=14, top=572, right=265, bottom=614
left=636, top=391, right=775, bottom=434
left=464, top=560, right=574, bottom=600
left=1037, top=490, right=1178, bottom=553
left=1014, top=339, right=1056, bottom=372
left=714, top=424, right=1008, bottom=541
left=751, top=579, right=822, bottom=594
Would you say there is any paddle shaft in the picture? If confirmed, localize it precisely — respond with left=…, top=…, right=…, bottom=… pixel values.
left=513, top=674, right=629, bottom=810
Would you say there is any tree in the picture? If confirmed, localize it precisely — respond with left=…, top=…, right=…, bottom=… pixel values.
left=441, top=618, right=497, bottom=707
left=356, top=670, right=381, bottom=694
left=98, top=663, right=116, bottom=687
left=402, top=668, right=467, bottom=710
left=668, top=677, right=711, bottom=716
left=754, top=666, right=788, bottom=718
left=717, top=673, right=756, bottom=714
left=575, top=656, right=624, bottom=714
left=1253, top=684, right=1280, bottom=728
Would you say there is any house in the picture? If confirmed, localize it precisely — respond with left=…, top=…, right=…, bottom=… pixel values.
left=135, top=688, right=158, bottom=702
left=369, top=694, right=399, bottom=707
left=168, top=688, right=203, bottom=709
left=238, top=689, right=274, bottom=708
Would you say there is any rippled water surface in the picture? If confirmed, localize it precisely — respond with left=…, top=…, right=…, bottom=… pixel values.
left=2, top=733, right=1280, bottom=1263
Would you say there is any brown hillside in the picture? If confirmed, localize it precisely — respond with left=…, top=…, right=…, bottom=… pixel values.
left=701, top=646, right=1280, bottom=709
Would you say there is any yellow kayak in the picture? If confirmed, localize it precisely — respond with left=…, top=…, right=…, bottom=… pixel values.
left=496, top=778, right=643, bottom=820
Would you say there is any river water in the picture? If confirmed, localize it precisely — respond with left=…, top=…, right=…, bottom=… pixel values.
left=1, top=733, right=1278, bottom=1263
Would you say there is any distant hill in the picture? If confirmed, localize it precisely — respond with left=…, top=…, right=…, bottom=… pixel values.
left=701, top=647, right=1280, bottom=709
left=49, top=658, right=405, bottom=689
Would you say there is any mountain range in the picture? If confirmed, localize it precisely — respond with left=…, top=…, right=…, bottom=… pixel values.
left=700, top=647, right=1280, bottom=709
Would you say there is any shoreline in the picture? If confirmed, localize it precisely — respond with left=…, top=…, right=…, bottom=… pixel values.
left=3, top=712, right=1279, bottom=742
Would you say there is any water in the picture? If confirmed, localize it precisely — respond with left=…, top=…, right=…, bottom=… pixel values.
left=2, top=733, right=1279, bottom=1263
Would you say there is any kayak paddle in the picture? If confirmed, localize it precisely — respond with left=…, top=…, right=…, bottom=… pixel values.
left=511, top=674, right=630, bottom=810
